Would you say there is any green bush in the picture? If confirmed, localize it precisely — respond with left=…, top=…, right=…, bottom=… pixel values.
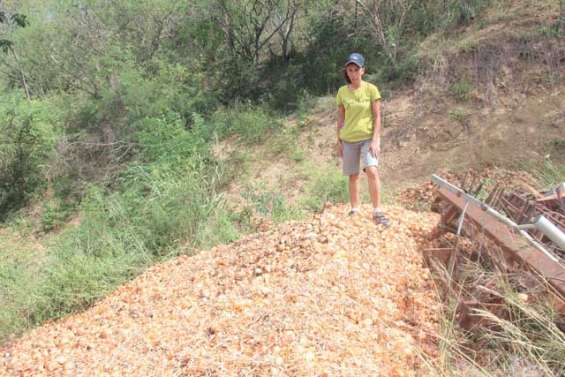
left=210, top=104, right=280, bottom=144
left=449, top=79, right=474, bottom=102
left=0, top=237, right=43, bottom=342
left=0, top=109, right=245, bottom=341
left=1, top=156, right=239, bottom=339
left=0, top=93, right=60, bottom=220
left=261, top=62, right=307, bottom=113
left=242, top=185, right=303, bottom=223
left=382, top=53, right=421, bottom=85
left=301, top=15, right=375, bottom=94
left=448, top=107, right=471, bottom=124
left=302, top=168, right=349, bottom=211
left=528, top=157, right=565, bottom=188
left=40, top=198, right=74, bottom=232
left=416, top=0, right=492, bottom=30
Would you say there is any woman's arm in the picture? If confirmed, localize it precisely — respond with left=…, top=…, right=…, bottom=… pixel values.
left=337, top=105, right=345, bottom=157
left=369, top=100, right=381, bottom=157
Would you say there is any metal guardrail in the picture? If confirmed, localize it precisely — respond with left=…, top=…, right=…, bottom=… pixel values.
left=431, top=174, right=563, bottom=262
left=518, top=215, right=565, bottom=251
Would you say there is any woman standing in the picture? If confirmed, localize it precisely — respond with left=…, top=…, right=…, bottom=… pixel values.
left=336, top=52, right=389, bottom=227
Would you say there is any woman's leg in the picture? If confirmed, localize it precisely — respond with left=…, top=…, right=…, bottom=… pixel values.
left=342, top=141, right=361, bottom=211
left=349, top=174, right=360, bottom=209
left=362, top=141, right=389, bottom=226
left=366, top=166, right=389, bottom=226
left=365, top=166, right=380, bottom=209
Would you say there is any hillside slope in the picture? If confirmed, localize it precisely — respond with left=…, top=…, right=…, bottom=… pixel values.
left=1, top=205, right=440, bottom=376
left=215, top=0, right=564, bottom=211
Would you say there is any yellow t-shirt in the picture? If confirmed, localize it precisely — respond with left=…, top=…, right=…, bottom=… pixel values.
left=336, top=81, right=381, bottom=143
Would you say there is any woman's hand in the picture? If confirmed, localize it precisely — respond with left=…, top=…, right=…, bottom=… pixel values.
left=369, top=139, right=380, bottom=158
left=337, top=140, right=343, bottom=158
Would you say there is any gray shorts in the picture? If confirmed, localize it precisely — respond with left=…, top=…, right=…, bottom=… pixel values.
left=342, top=139, right=379, bottom=176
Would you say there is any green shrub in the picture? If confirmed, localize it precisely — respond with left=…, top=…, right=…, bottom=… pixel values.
left=0, top=93, right=60, bottom=220
left=0, top=240, right=42, bottom=342
left=270, top=124, right=302, bottom=158
left=2, top=155, right=238, bottom=337
left=0, top=112, right=244, bottom=341
left=242, top=185, right=303, bottom=223
left=449, top=79, right=474, bottom=102
left=40, top=198, right=74, bottom=232
left=448, top=107, right=471, bottom=124
left=538, top=22, right=562, bottom=38
left=210, top=104, right=280, bottom=144
left=528, top=157, right=565, bottom=188
left=299, top=11, right=381, bottom=94
left=444, top=0, right=493, bottom=28
left=384, top=53, right=421, bottom=85
left=302, top=168, right=349, bottom=211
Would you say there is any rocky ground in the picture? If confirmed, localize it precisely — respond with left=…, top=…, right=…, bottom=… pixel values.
left=1, top=204, right=441, bottom=377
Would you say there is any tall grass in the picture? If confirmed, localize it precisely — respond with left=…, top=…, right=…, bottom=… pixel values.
left=0, top=239, right=45, bottom=342
left=241, top=184, right=304, bottom=223
left=423, top=249, right=565, bottom=376
left=0, top=91, right=295, bottom=343
left=531, top=158, right=565, bottom=188
left=0, top=113, right=245, bottom=343
left=209, top=103, right=281, bottom=145
left=301, top=164, right=350, bottom=211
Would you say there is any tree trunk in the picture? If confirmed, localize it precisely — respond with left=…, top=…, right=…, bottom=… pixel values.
left=9, top=46, right=31, bottom=100
left=281, top=2, right=298, bottom=63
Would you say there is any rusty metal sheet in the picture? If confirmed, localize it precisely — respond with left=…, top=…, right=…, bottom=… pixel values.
left=423, top=248, right=454, bottom=266
left=437, top=186, right=565, bottom=298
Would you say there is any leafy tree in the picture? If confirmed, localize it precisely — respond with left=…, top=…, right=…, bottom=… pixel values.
left=213, top=0, right=300, bottom=64
left=0, top=93, right=59, bottom=219
left=355, top=0, right=415, bottom=69
left=0, top=8, right=31, bottom=99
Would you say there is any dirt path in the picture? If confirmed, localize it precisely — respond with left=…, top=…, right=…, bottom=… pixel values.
left=1, top=205, right=441, bottom=377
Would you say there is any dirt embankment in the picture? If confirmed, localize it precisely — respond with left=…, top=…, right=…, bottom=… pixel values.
left=2, top=205, right=441, bottom=376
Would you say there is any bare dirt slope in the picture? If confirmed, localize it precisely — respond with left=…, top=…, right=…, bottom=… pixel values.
left=216, top=0, right=564, bottom=204
left=287, top=82, right=564, bottom=190
left=1, top=205, right=440, bottom=376
left=215, top=77, right=563, bottom=214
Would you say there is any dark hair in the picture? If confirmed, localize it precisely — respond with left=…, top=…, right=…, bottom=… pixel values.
left=342, top=68, right=351, bottom=84
left=343, top=65, right=366, bottom=84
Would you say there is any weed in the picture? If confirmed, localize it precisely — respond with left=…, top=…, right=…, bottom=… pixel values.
left=549, top=138, right=565, bottom=149
left=290, top=148, right=305, bottom=162
left=301, top=167, right=349, bottom=211
left=449, top=79, right=474, bottom=102
left=523, top=157, right=565, bottom=189
left=242, top=185, right=303, bottom=223
left=448, top=107, right=471, bottom=125
left=295, top=91, right=317, bottom=120
left=271, top=124, right=301, bottom=156
left=0, top=233, right=46, bottom=342
left=538, top=23, right=561, bottom=38
left=41, top=199, right=74, bottom=232
left=218, top=149, right=252, bottom=188
left=211, top=104, right=281, bottom=145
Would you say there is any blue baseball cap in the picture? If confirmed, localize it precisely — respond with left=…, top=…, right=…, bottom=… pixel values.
left=345, top=52, right=365, bottom=68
